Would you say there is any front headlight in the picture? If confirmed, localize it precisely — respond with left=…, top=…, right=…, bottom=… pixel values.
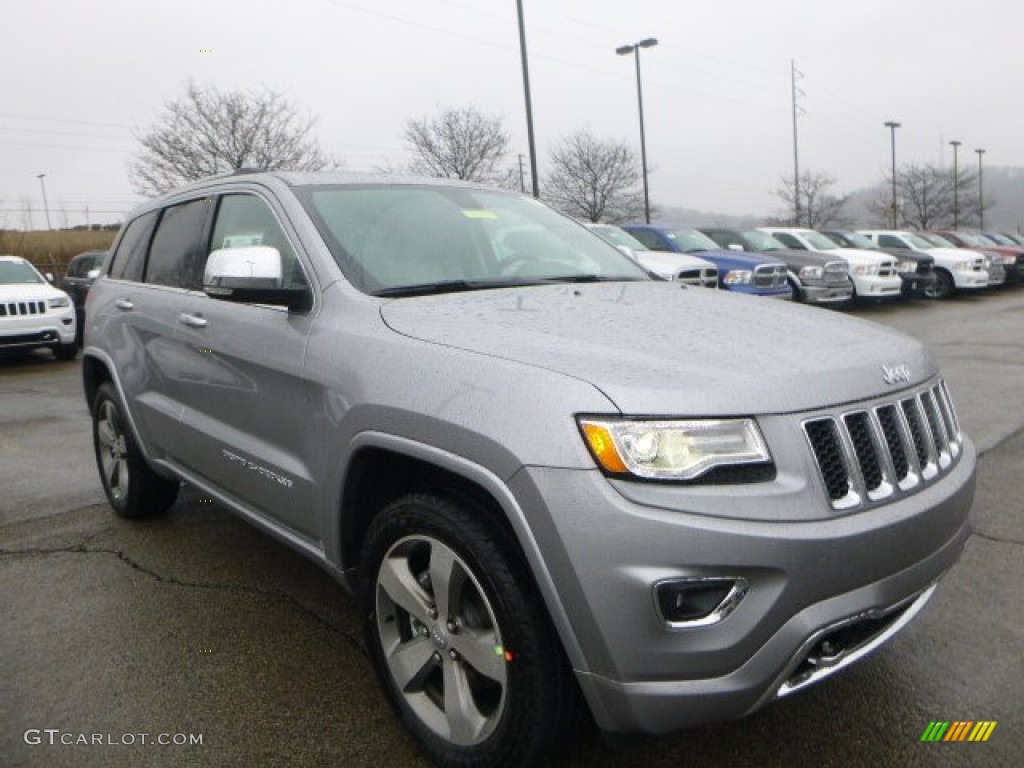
left=579, top=417, right=771, bottom=481
left=896, top=260, right=917, bottom=273
left=723, top=270, right=752, bottom=285
left=1002, top=255, right=1015, bottom=265
left=798, top=266, right=823, bottom=280
left=853, top=264, right=880, bottom=276
left=953, top=261, right=971, bottom=271
left=47, top=295, right=71, bottom=308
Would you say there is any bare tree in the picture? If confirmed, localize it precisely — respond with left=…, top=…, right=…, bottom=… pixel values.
left=130, top=80, right=333, bottom=196
left=403, top=105, right=510, bottom=183
left=866, top=163, right=993, bottom=230
left=543, top=130, right=646, bottom=223
left=774, top=171, right=849, bottom=228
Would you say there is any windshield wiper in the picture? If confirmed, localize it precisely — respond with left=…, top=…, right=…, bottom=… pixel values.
left=373, top=278, right=546, bottom=298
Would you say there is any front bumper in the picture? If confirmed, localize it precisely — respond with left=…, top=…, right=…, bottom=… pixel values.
left=951, top=269, right=989, bottom=290
left=0, top=309, right=76, bottom=349
left=899, top=272, right=937, bottom=296
left=799, top=282, right=853, bottom=305
left=509, top=435, right=975, bottom=734
left=851, top=274, right=903, bottom=299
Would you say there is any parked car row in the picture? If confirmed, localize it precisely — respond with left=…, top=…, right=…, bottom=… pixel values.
left=594, top=222, right=1021, bottom=308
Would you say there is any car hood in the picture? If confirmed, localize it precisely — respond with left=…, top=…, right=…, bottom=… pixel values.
left=827, top=248, right=891, bottom=265
left=0, top=282, right=65, bottom=300
left=380, top=282, right=933, bottom=416
left=758, top=248, right=837, bottom=269
left=693, top=249, right=784, bottom=270
left=635, top=250, right=716, bottom=277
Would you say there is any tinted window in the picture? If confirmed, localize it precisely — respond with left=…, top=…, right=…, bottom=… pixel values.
left=773, top=232, right=802, bottom=249
left=145, top=201, right=211, bottom=289
left=878, top=235, right=906, bottom=249
left=210, top=195, right=307, bottom=289
left=628, top=229, right=663, bottom=250
left=109, top=212, right=158, bottom=282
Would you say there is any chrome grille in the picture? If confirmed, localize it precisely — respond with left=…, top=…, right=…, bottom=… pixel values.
left=802, top=380, right=961, bottom=510
left=676, top=267, right=719, bottom=289
left=753, top=264, right=787, bottom=288
left=824, top=261, right=848, bottom=284
left=0, top=300, right=47, bottom=317
left=879, top=260, right=897, bottom=277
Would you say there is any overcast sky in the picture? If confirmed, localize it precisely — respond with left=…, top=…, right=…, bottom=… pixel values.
left=2, top=0, right=1021, bottom=228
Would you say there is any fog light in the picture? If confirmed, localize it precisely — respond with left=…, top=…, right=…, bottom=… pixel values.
left=654, top=577, right=747, bottom=628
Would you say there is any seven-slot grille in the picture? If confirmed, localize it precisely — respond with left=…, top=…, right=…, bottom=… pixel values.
left=802, top=380, right=961, bottom=510
left=824, top=261, right=848, bottom=284
left=753, top=264, right=787, bottom=288
left=677, top=267, right=718, bottom=289
left=0, top=300, right=47, bottom=317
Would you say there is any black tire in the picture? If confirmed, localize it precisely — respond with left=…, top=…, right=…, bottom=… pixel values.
left=91, top=381, right=179, bottom=519
left=361, top=493, right=582, bottom=768
left=924, top=269, right=954, bottom=300
left=787, top=279, right=801, bottom=302
left=54, top=342, right=78, bottom=361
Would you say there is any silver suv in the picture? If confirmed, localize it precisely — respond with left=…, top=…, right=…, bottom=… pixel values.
left=83, top=172, right=976, bottom=768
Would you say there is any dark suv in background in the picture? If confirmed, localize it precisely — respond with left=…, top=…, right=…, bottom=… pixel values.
left=60, top=250, right=107, bottom=344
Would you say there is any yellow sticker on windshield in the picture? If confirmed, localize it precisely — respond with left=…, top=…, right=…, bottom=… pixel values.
left=462, top=210, right=498, bottom=219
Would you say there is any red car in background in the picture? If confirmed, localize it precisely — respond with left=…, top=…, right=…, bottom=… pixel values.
left=931, top=231, right=1022, bottom=285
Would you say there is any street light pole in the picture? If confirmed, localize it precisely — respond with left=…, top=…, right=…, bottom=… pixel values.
left=37, top=173, right=52, bottom=230
left=975, top=148, right=986, bottom=230
left=617, top=38, right=658, bottom=224
left=515, top=0, right=539, bottom=198
left=884, top=121, right=900, bottom=228
left=949, top=140, right=961, bottom=229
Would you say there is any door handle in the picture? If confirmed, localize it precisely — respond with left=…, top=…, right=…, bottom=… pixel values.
left=178, top=313, right=208, bottom=329
left=114, top=298, right=134, bottom=311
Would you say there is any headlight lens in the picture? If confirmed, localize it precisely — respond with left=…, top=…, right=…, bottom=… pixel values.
left=798, top=266, right=823, bottom=279
left=853, top=264, right=879, bottom=276
left=896, top=260, right=917, bottom=273
left=579, top=418, right=771, bottom=481
left=723, top=270, right=752, bottom=285
left=47, top=295, right=71, bottom=308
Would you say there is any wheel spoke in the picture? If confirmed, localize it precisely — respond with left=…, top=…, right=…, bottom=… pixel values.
left=429, top=543, right=463, bottom=621
left=452, top=627, right=507, bottom=685
left=115, top=457, right=129, bottom=495
left=443, top=657, right=487, bottom=745
left=97, top=419, right=117, bottom=448
left=377, top=554, right=433, bottom=624
left=386, top=636, right=438, bottom=692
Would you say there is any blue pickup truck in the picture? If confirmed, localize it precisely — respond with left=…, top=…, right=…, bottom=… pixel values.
left=623, top=225, right=791, bottom=298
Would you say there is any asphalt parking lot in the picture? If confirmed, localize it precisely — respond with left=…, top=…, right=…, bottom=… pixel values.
left=2, top=289, right=1022, bottom=768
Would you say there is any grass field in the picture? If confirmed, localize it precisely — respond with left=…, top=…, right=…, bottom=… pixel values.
left=0, top=229, right=118, bottom=275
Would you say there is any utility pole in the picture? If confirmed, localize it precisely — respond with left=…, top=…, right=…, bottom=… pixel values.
left=791, top=60, right=804, bottom=226
left=37, top=173, right=52, bottom=230
left=516, top=0, right=540, bottom=198
left=975, top=148, right=986, bottom=229
left=949, top=140, right=961, bottom=229
left=884, top=122, right=901, bottom=228
left=517, top=154, right=526, bottom=193
left=617, top=38, right=659, bottom=224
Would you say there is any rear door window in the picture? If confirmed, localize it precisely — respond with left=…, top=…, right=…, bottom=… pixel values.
left=108, top=212, right=159, bottom=283
left=145, top=200, right=213, bottom=289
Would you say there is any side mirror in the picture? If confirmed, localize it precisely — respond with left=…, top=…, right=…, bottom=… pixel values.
left=204, top=246, right=310, bottom=311
left=45, top=272, right=55, bottom=283
left=86, top=268, right=101, bottom=280
left=727, top=243, right=745, bottom=252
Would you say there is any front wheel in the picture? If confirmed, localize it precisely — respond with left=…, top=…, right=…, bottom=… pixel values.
left=924, top=270, right=954, bottom=299
left=92, top=381, right=179, bottom=518
left=361, top=494, right=581, bottom=768
left=54, top=342, right=78, bottom=360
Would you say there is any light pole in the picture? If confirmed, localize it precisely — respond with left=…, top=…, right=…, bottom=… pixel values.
left=884, top=121, right=900, bottom=227
left=949, top=140, right=961, bottom=229
left=975, top=148, right=986, bottom=230
left=37, top=173, right=52, bottom=230
left=515, top=0, right=539, bottom=198
left=617, top=37, right=658, bottom=223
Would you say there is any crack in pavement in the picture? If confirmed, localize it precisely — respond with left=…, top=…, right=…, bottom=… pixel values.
left=971, top=530, right=1024, bottom=547
left=0, top=542, right=367, bottom=657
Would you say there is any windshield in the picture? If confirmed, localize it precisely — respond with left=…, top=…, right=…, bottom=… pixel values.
left=837, top=231, right=876, bottom=249
left=904, top=233, right=934, bottom=250
left=295, top=185, right=649, bottom=295
left=665, top=229, right=721, bottom=253
left=740, top=230, right=785, bottom=251
left=922, top=233, right=954, bottom=247
left=590, top=225, right=649, bottom=251
left=986, top=233, right=1013, bottom=245
left=0, top=260, right=45, bottom=284
left=956, top=232, right=987, bottom=247
left=803, top=231, right=839, bottom=250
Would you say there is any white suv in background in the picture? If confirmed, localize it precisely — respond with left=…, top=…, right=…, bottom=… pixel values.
left=857, top=231, right=990, bottom=300
left=758, top=227, right=903, bottom=301
left=0, top=255, right=77, bottom=360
